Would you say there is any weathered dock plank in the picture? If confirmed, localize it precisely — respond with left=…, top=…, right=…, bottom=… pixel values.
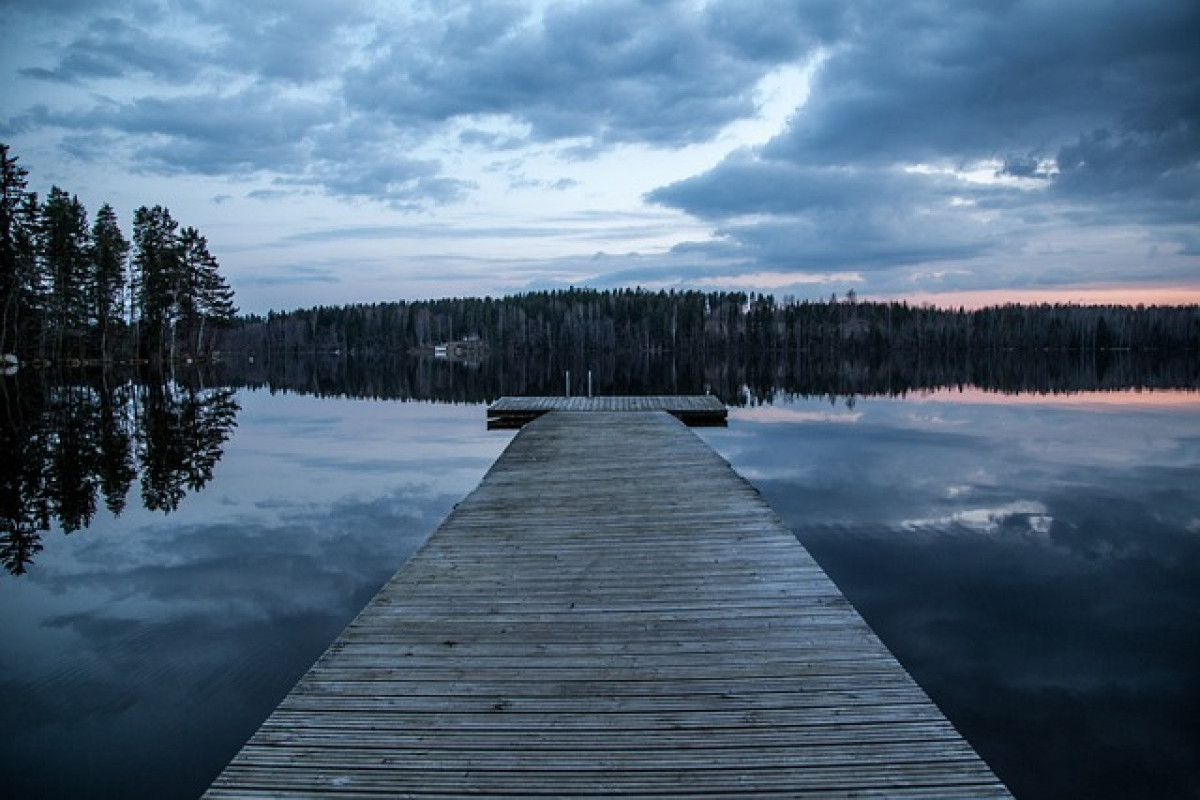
left=487, top=394, right=727, bottom=427
left=206, top=410, right=1010, bottom=798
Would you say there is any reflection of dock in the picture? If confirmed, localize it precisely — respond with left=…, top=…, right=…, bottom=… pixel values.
left=206, top=404, right=1011, bottom=798
left=487, top=394, right=728, bottom=428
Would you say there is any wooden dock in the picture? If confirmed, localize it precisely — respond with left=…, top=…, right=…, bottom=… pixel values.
left=206, top=406, right=1011, bottom=798
left=487, top=394, right=727, bottom=428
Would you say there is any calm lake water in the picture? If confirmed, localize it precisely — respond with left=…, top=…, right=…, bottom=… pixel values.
left=2, top=383, right=1198, bottom=799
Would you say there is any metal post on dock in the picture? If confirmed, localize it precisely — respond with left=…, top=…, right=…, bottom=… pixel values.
left=565, top=370, right=570, bottom=398
left=587, top=370, right=593, bottom=398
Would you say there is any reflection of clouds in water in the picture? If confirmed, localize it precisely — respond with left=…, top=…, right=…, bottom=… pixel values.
left=1017, top=433, right=1185, bottom=468
left=901, top=500, right=1053, bottom=537
left=719, top=395, right=1200, bottom=535
left=727, top=406, right=861, bottom=425
left=905, top=411, right=970, bottom=427
left=709, top=407, right=996, bottom=527
left=39, top=482, right=460, bottom=631
left=710, top=393, right=1200, bottom=800
left=229, top=391, right=511, bottom=505
left=733, top=466, right=803, bottom=482
left=1, top=484, right=465, bottom=800
left=1, top=394, right=510, bottom=800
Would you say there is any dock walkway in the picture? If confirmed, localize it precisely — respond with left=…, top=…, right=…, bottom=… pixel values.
left=487, top=394, right=727, bottom=427
left=207, top=406, right=1010, bottom=798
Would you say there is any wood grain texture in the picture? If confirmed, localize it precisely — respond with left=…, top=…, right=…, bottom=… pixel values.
left=206, top=410, right=1011, bottom=798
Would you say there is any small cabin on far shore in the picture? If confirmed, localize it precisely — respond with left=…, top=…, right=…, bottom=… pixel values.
left=411, top=338, right=488, bottom=362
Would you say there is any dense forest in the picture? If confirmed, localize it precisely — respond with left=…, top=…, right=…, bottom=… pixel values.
left=220, top=288, right=1200, bottom=361
left=6, top=140, right=1196, bottom=373
left=213, top=347, right=1198, bottom=406
left=0, top=143, right=237, bottom=364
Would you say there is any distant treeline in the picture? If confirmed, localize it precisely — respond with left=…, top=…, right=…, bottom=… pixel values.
left=208, top=347, right=1198, bottom=406
left=219, top=288, right=1199, bottom=359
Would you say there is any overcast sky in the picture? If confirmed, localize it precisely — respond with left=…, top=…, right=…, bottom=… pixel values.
left=2, top=0, right=1197, bottom=313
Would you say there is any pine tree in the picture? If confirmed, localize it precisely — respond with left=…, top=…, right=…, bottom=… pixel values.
left=0, top=145, right=33, bottom=357
left=178, top=226, right=237, bottom=356
left=132, top=205, right=181, bottom=362
left=90, top=204, right=128, bottom=360
left=40, top=187, right=92, bottom=361
left=177, top=226, right=205, bottom=355
left=3, top=144, right=238, bottom=362
left=197, top=254, right=237, bottom=354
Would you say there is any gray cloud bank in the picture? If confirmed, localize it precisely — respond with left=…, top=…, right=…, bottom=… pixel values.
left=6, top=1, right=816, bottom=196
left=649, top=0, right=1200, bottom=287
left=3, top=0, right=1197, bottom=295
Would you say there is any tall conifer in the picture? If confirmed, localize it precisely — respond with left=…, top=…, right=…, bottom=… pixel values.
left=90, top=204, right=129, bottom=359
left=0, top=144, right=30, bottom=355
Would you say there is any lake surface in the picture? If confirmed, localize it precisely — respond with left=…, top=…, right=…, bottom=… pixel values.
left=703, top=390, right=1200, bottom=800
left=2, top=382, right=1198, bottom=799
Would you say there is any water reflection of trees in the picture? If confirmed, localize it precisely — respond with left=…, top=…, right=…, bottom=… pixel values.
left=4, top=348, right=1195, bottom=573
left=211, top=348, right=1199, bottom=406
left=1, top=372, right=239, bottom=575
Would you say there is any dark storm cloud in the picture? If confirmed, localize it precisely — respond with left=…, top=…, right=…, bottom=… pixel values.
left=5, top=0, right=1196, bottom=289
left=18, top=16, right=206, bottom=85
left=206, top=0, right=374, bottom=84
left=12, top=0, right=371, bottom=86
left=702, top=0, right=848, bottom=60
left=716, top=216, right=993, bottom=270
left=12, top=85, right=468, bottom=206
left=274, top=155, right=473, bottom=209
left=652, top=0, right=1200, bottom=285
left=5, top=0, right=830, bottom=206
left=651, top=156, right=999, bottom=269
left=2, top=0, right=447, bottom=205
left=1054, top=126, right=1200, bottom=221
left=650, top=158, right=934, bottom=219
left=761, top=1, right=1199, bottom=171
left=342, top=0, right=822, bottom=146
left=21, top=88, right=327, bottom=175
left=0, top=0, right=111, bottom=14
